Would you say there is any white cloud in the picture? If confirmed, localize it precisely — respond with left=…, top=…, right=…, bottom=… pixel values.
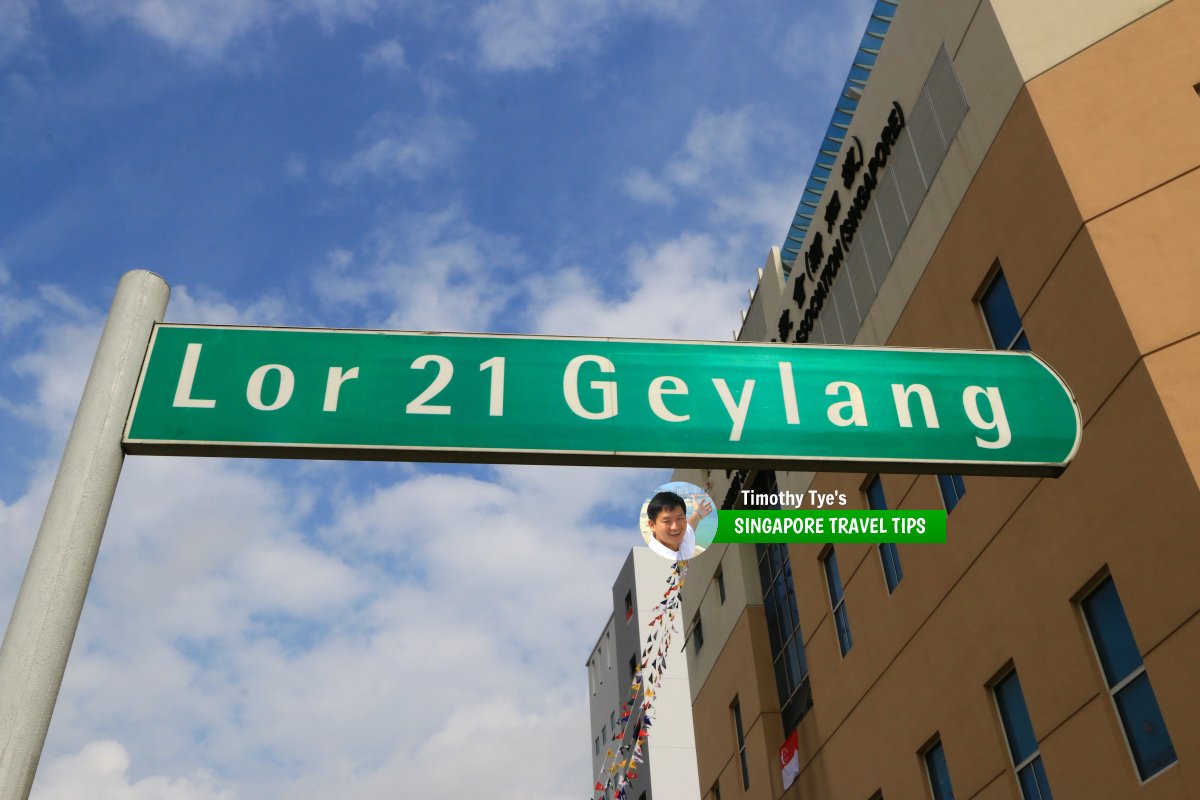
left=471, top=0, right=701, bottom=71
left=283, top=154, right=309, bottom=181
left=61, top=0, right=272, bottom=60
left=0, top=262, right=42, bottom=335
left=331, top=112, right=473, bottom=184
left=530, top=232, right=750, bottom=341
left=165, top=285, right=293, bottom=327
left=620, top=106, right=804, bottom=245
left=33, top=740, right=236, bottom=800
left=311, top=206, right=522, bottom=332
left=2, top=281, right=660, bottom=799
left=362, top=38, right=406, bottom=72
left=59, top=0, right=384, bottom=60
left=621, top=168, right=675, bottom=207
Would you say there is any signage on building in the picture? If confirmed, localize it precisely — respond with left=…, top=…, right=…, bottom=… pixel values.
left=785, top=100, right=906, bottom=343
left=124, top=324, right=1082, bottom=476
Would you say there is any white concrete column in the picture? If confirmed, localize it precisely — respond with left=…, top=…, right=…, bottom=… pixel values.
left=0, top=270, right=169, bottom=800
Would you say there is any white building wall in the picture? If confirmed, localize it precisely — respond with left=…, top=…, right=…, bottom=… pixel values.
left=587, top=548, right=701, bottom=800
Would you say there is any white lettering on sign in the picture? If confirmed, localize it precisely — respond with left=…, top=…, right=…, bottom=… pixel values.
left=564, top=355, right=618, bottom=420
left=712, top=379, right=755, bottom=442
left=826, top=381, right=867, bottom=427
left=480, top=356, right=506, bottom=416
left=247, top=364, right=295, bottom=411
left=157, top=343, right=1021, bottom=453
left=407, top=355, right=453, bottom=415
left=173, top=343, right=217, bottom=408
left=778, top=362, right=800, bottom=424
left=963, top=385, right=1011, bottom=449
left=892, top=383, right=939, bottom=429
left=323, top=366, right=359, bottom=412
left=648, top=376, right=689, bottom=422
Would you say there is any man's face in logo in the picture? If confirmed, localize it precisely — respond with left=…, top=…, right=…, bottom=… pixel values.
left=649, top=505, right=687, bottom=552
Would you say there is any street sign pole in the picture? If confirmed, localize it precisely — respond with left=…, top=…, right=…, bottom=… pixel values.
left=0, top=270, right=169, bottom=800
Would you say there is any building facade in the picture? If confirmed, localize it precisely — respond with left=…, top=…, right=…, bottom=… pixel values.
left=677, top=1, right=1200, bottom=798
left=588, top=548, right=702, bottom=800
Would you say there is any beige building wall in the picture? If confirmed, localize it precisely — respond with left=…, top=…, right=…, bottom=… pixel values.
left=683, top=1, right=1200, bottom=798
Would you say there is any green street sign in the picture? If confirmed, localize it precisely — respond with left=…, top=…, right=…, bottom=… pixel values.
left=123, top=324, right=1082, bottom=476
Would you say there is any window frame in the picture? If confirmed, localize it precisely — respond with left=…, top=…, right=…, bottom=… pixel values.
left=921, top=738, right=955, bottom=800
left=976, top=263, right=1030, bottom=352
left=937, top=473, right=966, bottom=513
left=732, top=696, right=750, bottom=790
left=990, top=667, right=1053, bottom=800
left=1078, top=574, right=1179, bottom=784
left=865, top=475, right=902, bottom=593
left=822, top=546, right=853, bottom=657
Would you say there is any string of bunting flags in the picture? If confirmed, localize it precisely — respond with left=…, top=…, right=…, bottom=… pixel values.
left=591, top=560, right=688, bottom=799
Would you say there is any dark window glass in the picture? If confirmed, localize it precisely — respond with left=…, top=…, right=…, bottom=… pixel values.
left=879, top=542, right=903, bottom=593
left=1114, top=672, right=1178, bottom=780
left=625, top=590, right=633, bottom=622
left=995, top=672, right=1038, bottom=763
left=995, top=671, right=1053, bottom=800
left=733, top=698, right=750, bottom=790
left=980, top=269, right=1030, bottom=351
left=1081, top=578, right=1142, bottom=687
left=694, top=616, right=705, bottom=654
left=823, top=549, right=852, bottom=656
left=1016, top=759, right=1053, bottom=800
left=716, top=566, right=726, bottom=604
left=751, top=472, right=812, bottom=733
left=1082, top=576, right=1177, bottom=780
left=866, top=475, right=887, bottom=509
left=924, top=741, right=955, bottom=800
left=937, top=474, right=966, bottom=512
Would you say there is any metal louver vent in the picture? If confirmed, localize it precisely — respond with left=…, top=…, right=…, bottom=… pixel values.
left=889, top=127, right=928, bottom=219
left=831, top=270, right=863, bottom=335
left=875, top=170, right=909, bottom=256
left=908, top=89, right=947, bottom=184
left=926, top=44, right=969, bottom=147
left=858, top=208, right=892, bottom=291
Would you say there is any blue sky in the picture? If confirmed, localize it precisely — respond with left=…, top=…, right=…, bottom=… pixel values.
left=0, top=1, right=872, bottom=797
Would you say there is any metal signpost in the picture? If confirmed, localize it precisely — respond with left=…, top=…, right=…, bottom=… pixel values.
left=125, top=323, right=1081, bottom=476
left=0, top=271, right=1085, bottom=800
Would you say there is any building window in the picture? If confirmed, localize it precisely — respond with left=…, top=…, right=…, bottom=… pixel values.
left=923, top=739, right=955, bottom=800
left=694, top=615, right=705, bottom=654
left=629, top=655, right=637, bottom=683
left=610, top=710, right=616, bottom=735
left=625, top=590, right=633, bottom=622
left=712, top=780, right=721, bottom=800
left=638, top=793, right=646, bottom=800
left=823, top=548, right=852, bottom=656
left=594, top=736, right=600, bottom=756
left=751, top=472, right=813, bottom=732
left=606, top=630, right=612, bottom=669
left=732, top=697, right=750, bottom=790
left=867, top=475, right=903, bottom=593
left=980, top=267, right=1030, bottom=351
left=716, top=566, right=726, bottom=604
left=1081, top=576, right=1178, bottom=780
left=994, top=669, right=1053, bottom=799
left=601, top=724, right=607, bottom=744
left=937, top=474, right=966, bottom=513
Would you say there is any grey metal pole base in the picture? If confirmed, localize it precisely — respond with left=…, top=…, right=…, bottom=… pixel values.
left=0, top=271, right=169, bottom=800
